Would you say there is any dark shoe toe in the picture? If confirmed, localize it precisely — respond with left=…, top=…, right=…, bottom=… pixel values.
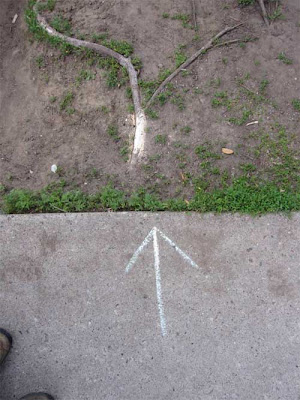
left=0, top=328, right=12, bottom=345
left=0, top=328, right=12, bottom=365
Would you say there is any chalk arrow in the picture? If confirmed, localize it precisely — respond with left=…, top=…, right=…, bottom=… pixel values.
left=126, top=227, right=199, bottom=337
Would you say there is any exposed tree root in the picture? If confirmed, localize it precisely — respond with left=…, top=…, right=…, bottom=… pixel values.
left=34, top=1, right=146, bottom=164
left=257, top=0, right=270, bottom=26
left=146, top=24, right=243, bottom=109
left=34, top=3, right=246, bottom=164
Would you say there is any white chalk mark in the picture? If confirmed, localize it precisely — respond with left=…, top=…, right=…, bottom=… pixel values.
left=125, top=228, right=154, bottom=273
left=125, top=226, right=199, bottom=336
left=157, top=228, right=199, bottom=269
left=153, top=227, right=167, bottom=336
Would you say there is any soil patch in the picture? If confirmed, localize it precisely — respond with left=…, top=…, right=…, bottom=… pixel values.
left=1, top=0, right=300, bottom=204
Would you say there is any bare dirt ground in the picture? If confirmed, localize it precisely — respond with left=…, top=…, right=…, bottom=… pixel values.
left=0, top=0, right=299, bottom=199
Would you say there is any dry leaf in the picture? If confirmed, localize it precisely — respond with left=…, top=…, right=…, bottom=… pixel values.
left=222, top=148, right=234, bottom=155
left=180, top=172, right=186, bottom=182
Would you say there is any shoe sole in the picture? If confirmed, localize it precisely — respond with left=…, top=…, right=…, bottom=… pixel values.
left=19, top=393, right=54, bottom=400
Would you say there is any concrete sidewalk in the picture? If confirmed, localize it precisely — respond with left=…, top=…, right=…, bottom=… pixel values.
left=0, top=212, right=299, bottom=399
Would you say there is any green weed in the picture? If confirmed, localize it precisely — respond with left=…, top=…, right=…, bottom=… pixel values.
left=237, top=0, right=254, bottom=5
left=292, top=99, right=300, bottom=112
left=59, top=92, right=74, bottom=111
left=100, top=105, right=109, bottom=114
left=269, top=6, right=284, bottom=21
left=35, top=55, right=45, bottom=68
left=155, top=134, right=167, bottom=145
left=278, top=52, right=293, bottom=65
left=146, top=109, right=159, bottom=119
left=229, top=109, right=252, bottom=125
left=181, top=126, right=192, bottom=135
left=175, top=49, right=187, bottom=68
left=211, top=91, right=231, bottom=109
left=171, top=94, right=185, bottom=111
left=128, top=104, right=134, bottom=113
left=171, top=14, right=193, bottom=29
left=75, top=69, right=96, bottom=86
left=107, top=125, right=120, bottom=142
left=102, top=39, right=134, bottom=57
left=50, top=15, right=72, bottom=35
left=91, top=33, right=108, bottom=42
left=66, top=107, right=75, bottom=115
left=36, top=0, right=56, bottom=12
left=240, top=163, right=257, bottom=173
left=259, top=79, right=269, bottom=94
left=195, top=145, right=221, bottom=160
left=120, top=144, right=130, bottom=161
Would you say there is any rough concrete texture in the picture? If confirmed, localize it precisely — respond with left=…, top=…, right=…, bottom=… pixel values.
left=0, top=212, right=300, bottom=400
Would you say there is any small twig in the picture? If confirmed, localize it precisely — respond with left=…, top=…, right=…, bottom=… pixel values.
left=51, top=205, right=67, bottom=213
left=191, top=0, right=197, bottom=30
left=241, top=84, right=258, bottom=95
left=228, top=16, right=242, bottom=23
left=146, top=24, right=244, bottom=108
left=257, top=0, right=270, bottom=26
left=214, top=38, right=243, bottom=48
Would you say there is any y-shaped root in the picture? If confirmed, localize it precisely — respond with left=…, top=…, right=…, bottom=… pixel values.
left=34, top=1, right=147, bottom=163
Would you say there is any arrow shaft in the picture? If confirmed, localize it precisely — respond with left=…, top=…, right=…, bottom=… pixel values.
left=153, top=228, right=167, bottom=337
left=126, top=226, right=198, bottom=337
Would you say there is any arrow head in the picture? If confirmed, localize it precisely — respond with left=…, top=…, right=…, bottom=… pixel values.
left=125, top=227, right=199, bottom=273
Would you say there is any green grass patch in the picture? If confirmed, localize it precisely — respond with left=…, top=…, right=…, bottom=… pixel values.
left=2, top=179, right=300, bottom=214
left=102, top=39, right=134, bottom=57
